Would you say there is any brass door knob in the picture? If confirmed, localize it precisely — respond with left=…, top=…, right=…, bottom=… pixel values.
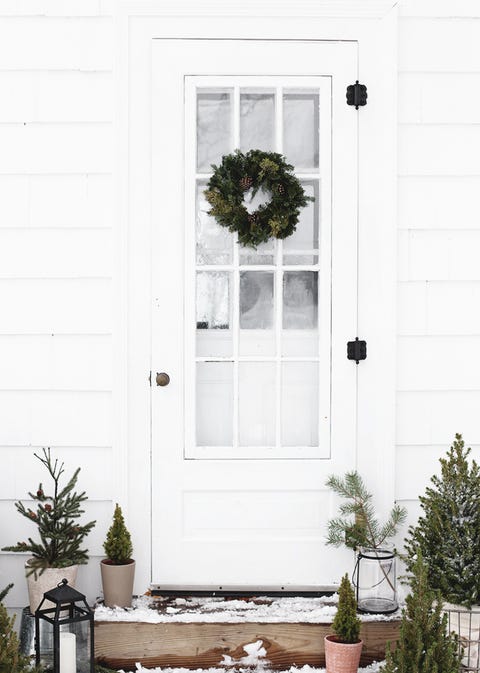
left=156, top=372, right=170, bottom=387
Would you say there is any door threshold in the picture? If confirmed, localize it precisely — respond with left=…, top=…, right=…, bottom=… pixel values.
left=150, top=584, right=337, bottom=598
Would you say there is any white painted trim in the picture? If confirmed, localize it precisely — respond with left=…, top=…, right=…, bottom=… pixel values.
left=117, top=0, right=398, bottom=19
left=116, top=5, right=398, bottom=591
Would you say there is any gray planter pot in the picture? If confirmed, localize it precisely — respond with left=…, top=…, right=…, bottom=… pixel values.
left=100, top=559, right=135, bottom=608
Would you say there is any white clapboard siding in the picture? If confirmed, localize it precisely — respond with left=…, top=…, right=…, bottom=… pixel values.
left=0, top=555, right=105, bottom=608
left=0, top=17, right=112, bottom=70
left=0, top=391, right=112, bottom=447
left=397, top=391, right=480, bottom=446
left=396, top=444, right=480, bottom=501
left=0, top=229, right=112, bottom=278
left=398, top=336, right=480, bottom=391
left=399, top=73, right=480, bottom=125
left=398, top=176, right=480, bottom=230
left=399, top=125, right=480, bottom=176
left=0, top=335, right=112, bottom=391
left=0, top=123, right=112, bottom=174
left=399, top=18, right=480, bottom=72
left=0, top=446, right=115, bottom=501
left=399, top=281, right=480, bottom=335
left=0, top=279, right=112, bottom=334
left=398, top=230, right=480, bottom=281
left=0, top=174, right=113, bottom=229
left=0, top=72, right=113, bottom=123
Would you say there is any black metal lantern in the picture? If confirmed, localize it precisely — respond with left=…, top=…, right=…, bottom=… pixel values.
left=35, top=578, right=94, bottom=673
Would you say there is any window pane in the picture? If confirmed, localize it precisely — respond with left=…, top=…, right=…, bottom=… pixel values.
left=239, top=362, right=276, bottom=447
left=196, top=181, right=232, bottom=265
left=197, top=91, right=232, bottom=172
left=281, top=362, right=319, bottom=447
left=196, top=362, right=233, bottom=446
left=240, top=92, right=275, bottom=152
left=283, top=92, right=319, bottom=171
left=196, top=271, right=232, bottom=356
left=283, top=271, right=318, bottom=329
left=283, top=181, right=319, bottom=265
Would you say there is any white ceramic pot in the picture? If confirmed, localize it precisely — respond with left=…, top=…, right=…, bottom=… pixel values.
left=26, top=560, right=78, bottom=614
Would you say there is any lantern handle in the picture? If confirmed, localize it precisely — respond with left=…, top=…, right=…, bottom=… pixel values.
left=57, top=578, right=69, bottom=587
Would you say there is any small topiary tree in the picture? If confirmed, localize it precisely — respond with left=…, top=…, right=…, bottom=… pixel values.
left=332, top=574, right=361, bottom=643
left=0, top=584, right=34, bottom=673
left=103, top=503, right=133, bottom=564
left=380, top=553, right=461, bottom=673
left=404, top=433, right=480, bottom=608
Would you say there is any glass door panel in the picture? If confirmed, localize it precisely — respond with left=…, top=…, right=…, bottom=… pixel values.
left=186, top=76, right=331, bottom=459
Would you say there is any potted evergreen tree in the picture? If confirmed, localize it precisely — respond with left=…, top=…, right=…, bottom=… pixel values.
left=380, top=553, right=461, bottom=673
left=324, top=574, right=363, bottom=673
left=403, top=433, right=480, bottom=668
left=1, top=448, right=96, bottom=613
left=101, top=503, right=135, bottom=608
left=0, top=584, right=35, bottom=673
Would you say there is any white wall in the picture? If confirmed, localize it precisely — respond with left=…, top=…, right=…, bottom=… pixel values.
left=1, top=0, right=479, bottom=610
left=396, top=1, right=480, bottom=535
left=0, top=0, right=116, bottom=610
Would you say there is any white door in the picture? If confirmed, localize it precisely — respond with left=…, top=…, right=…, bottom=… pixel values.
left=151, top=39, right=358, bottom=588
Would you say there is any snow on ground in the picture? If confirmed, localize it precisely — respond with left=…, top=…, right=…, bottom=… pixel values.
left=95, top=594, right=400, bottom=624
left=120, top=663, right=383, bottom=673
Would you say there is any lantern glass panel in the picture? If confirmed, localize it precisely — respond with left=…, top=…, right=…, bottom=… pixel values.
left=356, top=547, right=397, bottom=614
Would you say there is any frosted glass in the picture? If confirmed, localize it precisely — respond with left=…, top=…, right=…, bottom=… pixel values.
left=283, top=92, right=319, bottom=171
left=281, top=362, right=319, bottom=447
left=196, top=271, right=230, bottom=330
left=240, top=271, right=274, bottom=329
left=239, top=240, right=275, bottom=266
left=196, top=362, right=233, bottom=446
left=197, top=91, right=232, bottom=172
left=283, top=181, right=319, bottom=265
left=196, top=181, right=232, bottom=265
left=283, top=271, right=318, bottom=329
left=239, top=362, right=276, bottom=447
left=240, top=92, right=275, bottom=152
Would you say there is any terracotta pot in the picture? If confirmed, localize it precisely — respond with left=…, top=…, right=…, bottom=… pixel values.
left=26, top=560, right=78, bottom=614
left=101, top=559, right=135, bottom=608
left=324, top=635, right=363, bottom=673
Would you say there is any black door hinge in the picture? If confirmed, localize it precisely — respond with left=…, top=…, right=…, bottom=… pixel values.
left=347, top=338, right=367, bottom=364
left=346, top=81, right=367, bottom=109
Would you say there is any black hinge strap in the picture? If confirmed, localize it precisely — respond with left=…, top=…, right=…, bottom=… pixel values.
left=346, top=81, right=367, bottom=109
left=347, top=338, right=367, bottom=364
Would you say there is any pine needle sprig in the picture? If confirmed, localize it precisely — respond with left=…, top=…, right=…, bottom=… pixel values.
left=326, top=471, right=407, bottom=551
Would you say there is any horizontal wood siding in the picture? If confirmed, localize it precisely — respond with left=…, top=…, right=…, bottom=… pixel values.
left=396, top=5, right=480, bottom=543
left=0, top=3, right=114, bottom=610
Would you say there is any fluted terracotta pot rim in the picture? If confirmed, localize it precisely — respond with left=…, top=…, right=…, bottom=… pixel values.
left=325, top=635, right=363, bottom=646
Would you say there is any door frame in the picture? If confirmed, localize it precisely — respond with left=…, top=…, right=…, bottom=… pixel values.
left=114, top=1, right=398, bottom=594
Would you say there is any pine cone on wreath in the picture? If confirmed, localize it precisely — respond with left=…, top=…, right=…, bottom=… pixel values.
left=240, top=176, right=253, bottom=191
left=277, top=184, right=285, bottom=195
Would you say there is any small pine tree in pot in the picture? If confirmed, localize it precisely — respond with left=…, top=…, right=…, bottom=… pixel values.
left=1, top=448, right=96, bottom=613
left=324, top=574, right=363, bottom=673
left=380, top=553, right=461, bottom=673
left=101, top=504, right=135, bottom=608
left=0, top=584, right=35, bottom=673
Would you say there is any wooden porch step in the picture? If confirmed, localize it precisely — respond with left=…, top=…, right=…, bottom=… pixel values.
left=94, top=595, right=400, bottom=671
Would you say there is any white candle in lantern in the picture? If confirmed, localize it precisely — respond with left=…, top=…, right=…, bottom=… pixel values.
left=59, top=631, right=76, bottom=673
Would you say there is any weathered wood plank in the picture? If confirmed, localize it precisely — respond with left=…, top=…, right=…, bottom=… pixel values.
left=94, top=621, right=399, bottom=671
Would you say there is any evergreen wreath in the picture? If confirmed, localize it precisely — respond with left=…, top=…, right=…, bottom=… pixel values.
left=204, top=149, right=313, bottom=248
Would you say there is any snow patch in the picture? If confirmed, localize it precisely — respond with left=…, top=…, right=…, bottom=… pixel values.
left=95, top=594, right=400, bottom=624
left=119, top=662, right=384, bottom=673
